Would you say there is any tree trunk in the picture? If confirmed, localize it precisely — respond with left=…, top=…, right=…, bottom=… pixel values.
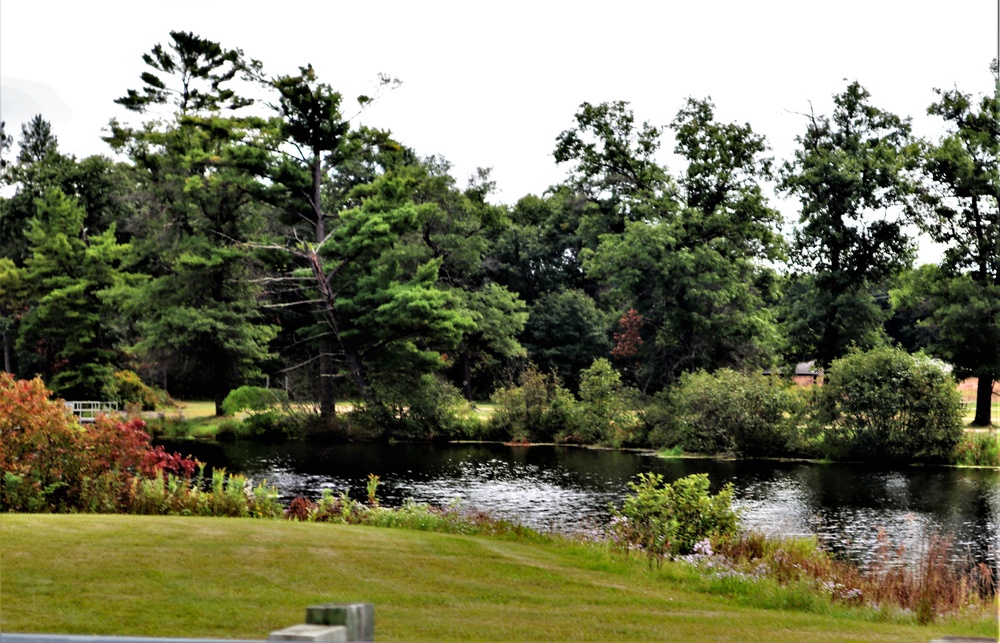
left=972, top=376, right=995, bottom=427
left=2, top=331, right=11, bottom=374
left=312, top=154, right=325, bottom=242
left=343, top=347, right=375, bottom=406
left=319, top=340, right=336, bottom=418
left=462, top=352, right=473, bottom=402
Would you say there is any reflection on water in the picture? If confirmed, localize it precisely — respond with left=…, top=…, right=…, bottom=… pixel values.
left=161, top=440, right=999, bottom=565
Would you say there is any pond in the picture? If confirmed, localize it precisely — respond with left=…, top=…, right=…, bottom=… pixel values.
left=159, top=440, right=999, bottom=567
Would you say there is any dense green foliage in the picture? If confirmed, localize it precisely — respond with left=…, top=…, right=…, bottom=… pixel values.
left=15, top=188, right=133, bottom=398
left=575, top=358, right=643, bottom=446
left=0, top=31, right=995, bottom=443
left=488, top=364, right=579, bottom=442
left=779, top=82, right=918, bottom=368
left=819, top=346, right=964, bottom=461
left=901, top=80, right=1000, bottom=425
left=221, top=385, right=289, bottom=416
left=105, top=369, right=171, bottom=411
left=609, top=473, right=740, bottom=563
left=646, top=369, right=807, bottom=457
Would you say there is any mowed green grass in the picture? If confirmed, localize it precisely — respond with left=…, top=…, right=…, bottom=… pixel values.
left=1, top=515, right=995, bottom=641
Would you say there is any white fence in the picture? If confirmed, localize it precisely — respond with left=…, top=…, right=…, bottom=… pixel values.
left=64, top=401, right=119, bottom=423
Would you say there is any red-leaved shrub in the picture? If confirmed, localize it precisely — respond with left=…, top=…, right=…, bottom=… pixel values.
left=0, top=373, right=197, bottom=512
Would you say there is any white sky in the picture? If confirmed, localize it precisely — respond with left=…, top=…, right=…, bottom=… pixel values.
left=2, top=1, right=998, bottom=264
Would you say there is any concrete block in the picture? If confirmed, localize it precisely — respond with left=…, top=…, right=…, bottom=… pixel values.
left=305, top=603, right=374, bottom=642
left=268, top=624, right=347, bottom=642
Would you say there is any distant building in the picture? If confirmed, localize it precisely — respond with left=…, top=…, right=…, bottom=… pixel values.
left=792, top=360, right=822, bottom=387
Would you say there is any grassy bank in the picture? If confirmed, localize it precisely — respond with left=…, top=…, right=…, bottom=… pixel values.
left=1, top=514, right=995, bottom=641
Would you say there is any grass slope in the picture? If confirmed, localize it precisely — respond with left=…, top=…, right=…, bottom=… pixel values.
left=1, top=514, right=994, bottom=641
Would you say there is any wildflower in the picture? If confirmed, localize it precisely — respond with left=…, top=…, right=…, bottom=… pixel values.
left=693, top=539, right=713, bottom=557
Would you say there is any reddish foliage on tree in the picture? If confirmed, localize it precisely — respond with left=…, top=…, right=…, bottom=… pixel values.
left=611, top=309, right=644, bottom=359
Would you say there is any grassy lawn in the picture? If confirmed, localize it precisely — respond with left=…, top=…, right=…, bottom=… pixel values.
left=468, top=401, right=498, bottom=420
left=143, top=401, right=224, bottom=439
left=963, top=401, right=1000, bottom=427
left=1, top=515, right=995, bottom=641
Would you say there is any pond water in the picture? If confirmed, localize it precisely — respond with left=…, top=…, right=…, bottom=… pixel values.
left=160, top=440, right=1000, bottom=567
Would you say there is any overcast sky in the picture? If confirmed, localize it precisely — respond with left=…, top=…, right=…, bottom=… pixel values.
left=2, top=1, right=998, bottom=262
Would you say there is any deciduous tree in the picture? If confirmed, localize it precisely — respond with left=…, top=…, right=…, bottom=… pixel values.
left=779, top=82, right=919, bottom=366
left=584, top=98, right=784, bottom=391
left=910, top=65, right=1000, bottom=425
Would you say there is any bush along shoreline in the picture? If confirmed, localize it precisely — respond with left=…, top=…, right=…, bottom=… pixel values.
left=143, top=346, right=993, bottom=467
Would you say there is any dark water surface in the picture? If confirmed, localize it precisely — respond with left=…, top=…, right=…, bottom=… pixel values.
left=160, top=440, right=999, bottom=566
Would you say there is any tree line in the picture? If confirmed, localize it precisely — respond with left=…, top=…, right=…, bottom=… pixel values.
left=0, top=32, right=997, bottom=429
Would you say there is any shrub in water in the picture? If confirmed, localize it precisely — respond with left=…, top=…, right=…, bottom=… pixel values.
left=646, top=369, right=803, bottom=456
left=609, top=472, right=740, bottom=566
left=574, top=358, right=643, bottom=447
left=820, top=346, right=963, bottom=461
left=489, top=364, right=580, bottom=442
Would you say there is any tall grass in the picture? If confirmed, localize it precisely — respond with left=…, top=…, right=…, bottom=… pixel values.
left=707, top=529, right=995, bottom=624
left=954, top=429, right=1000, bottom=466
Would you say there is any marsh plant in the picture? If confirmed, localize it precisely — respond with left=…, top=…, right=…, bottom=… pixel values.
left=698, top=530, right=996, bottom=623
left=366, top=473, right=380, bottom=506
left=953, top=430, right=1000, bottom=466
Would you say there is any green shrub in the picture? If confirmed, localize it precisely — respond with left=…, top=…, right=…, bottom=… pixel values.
left=489, top=364, right=580, bottom=442
left=609, top=473, right=740, bottom=566
left=104, top=370, right=171, bottom=411
left=646, top=369, right=803, bottom=457
left=574, top=358, right=643, bottom=447
left=357, top=373, right=472, bottom=441
left=221, top=386, right=307, bottom=440
left=820, top=347, right=963, bottom=461
left=221, top=386, right=289, bottom=416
